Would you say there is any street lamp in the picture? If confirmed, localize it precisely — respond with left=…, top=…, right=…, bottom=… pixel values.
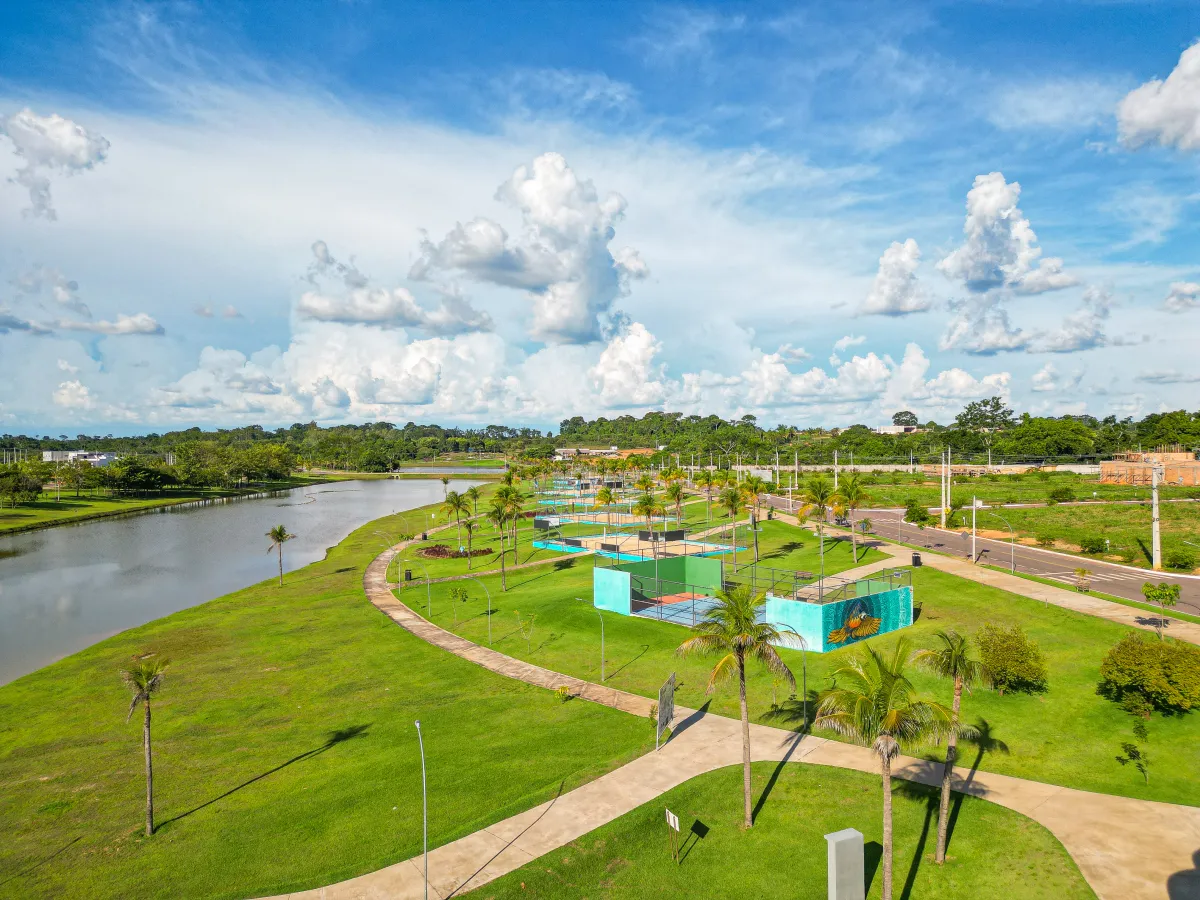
left=982, top=509, right=1016, bottom=574
left=414, top=720, right=428, bottom=900
left=401, top=556, right=433, bottom=619
left=577, top=597, right=604, bottom=682
left=463, top=575, right=494, bottom=646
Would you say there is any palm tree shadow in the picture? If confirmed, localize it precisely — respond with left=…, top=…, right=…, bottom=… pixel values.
left=751, top=728, right=805, bottom=824
left=761, top=690, right=817, bottom=733
left=0, top=836, right=82, bottom=888
left=158, top=724, right=371, bottom=830
left=895, top=782, right=938, bottom=900
left=946, top=717, right=1009, bottom=850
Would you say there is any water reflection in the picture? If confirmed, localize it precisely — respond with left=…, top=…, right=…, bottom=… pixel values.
left=0, top=479, right=477, bottom=685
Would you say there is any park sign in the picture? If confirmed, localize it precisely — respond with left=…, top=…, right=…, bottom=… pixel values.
left=656, top=672, right=675, bottom=750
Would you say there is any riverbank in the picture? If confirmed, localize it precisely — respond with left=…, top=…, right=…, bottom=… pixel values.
left=0, top=474, right=382, bottom=536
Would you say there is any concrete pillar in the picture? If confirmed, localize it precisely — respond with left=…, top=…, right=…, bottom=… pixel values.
left=1152, top=465, right=1163, bottom=571
left=825, top=828, right=865, bottom=900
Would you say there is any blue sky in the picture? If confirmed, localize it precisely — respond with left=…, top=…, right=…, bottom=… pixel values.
left=1, top=1, right=1198, bottom=434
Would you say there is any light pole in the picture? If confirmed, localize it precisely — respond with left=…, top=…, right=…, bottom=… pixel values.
left=463, top=575, right=494, bottom=646
left=414, top=720, right=428, bottom=900
left=402, top=556, right=433, bottom=619
left=577, top=597, right=604, bottom=681
left=982, top=510, right=1015, bottom=574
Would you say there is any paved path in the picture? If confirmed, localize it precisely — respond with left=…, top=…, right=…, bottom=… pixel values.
left=259, top=542, right=1200, bottom=900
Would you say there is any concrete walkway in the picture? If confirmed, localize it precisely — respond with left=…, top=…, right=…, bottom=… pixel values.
left=259, top=542, right=1200, bottom=900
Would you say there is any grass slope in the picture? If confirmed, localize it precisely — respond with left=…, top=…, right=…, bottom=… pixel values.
left=0, top=509, right=653, bottom=900
left=475, top=763, right=1093, bottom=900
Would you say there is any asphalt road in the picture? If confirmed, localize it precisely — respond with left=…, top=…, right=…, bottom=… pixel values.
left=764, top=495, right=1200, bottom=618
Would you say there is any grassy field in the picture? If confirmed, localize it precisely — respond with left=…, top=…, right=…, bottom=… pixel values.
left=411, top=528, right=1200, bottom=806
left=477, top=763, right=1093, bottom=900
left=0, top=507, right=654, bottom=900
left=0, top=475, right=362, bottom=536
left=971, top=501, right=1200, bottom=571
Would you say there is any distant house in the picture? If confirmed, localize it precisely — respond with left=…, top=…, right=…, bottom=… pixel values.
left=41, top=450, right=119, bottom=467
left=876, top=424, right=922, bottom=435
left=553, top=446, right=655, bottom=462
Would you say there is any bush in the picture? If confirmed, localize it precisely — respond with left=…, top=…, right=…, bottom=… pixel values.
left=904, top=499, right=931, bottom=526
left=977, top=624, right=1048, bottom=694
left=1079, top=536, right=1106, bottom=555
left=1099, top=634, right=1200, bottom=716
left=1048, top=486, right=1075, bottom=503
left=1165, top=549, right=1196, bottom=571
left=1035, top=533, right=1056, bottom=548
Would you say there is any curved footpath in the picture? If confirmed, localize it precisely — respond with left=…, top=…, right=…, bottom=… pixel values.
left=259, top=541, right=1200, bottom=900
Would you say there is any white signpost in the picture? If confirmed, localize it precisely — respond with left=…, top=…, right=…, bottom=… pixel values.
left=665, top=808, right=681, bottom=861
left=656, top=672, right=675, bottom=751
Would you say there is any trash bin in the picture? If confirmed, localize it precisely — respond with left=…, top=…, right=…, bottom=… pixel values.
left=911, top=552, right=922, bottom=567
left=404, top=569, right=412, bottom=582
left=420, top=532, right=428, bottom=541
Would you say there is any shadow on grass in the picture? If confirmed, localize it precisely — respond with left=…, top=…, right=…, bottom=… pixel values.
left=606, top=644, right=650, bottom=681
left=678, top=818, right=710, bottom=864
left=0, top=836, right=82, bottom=888
left=444, top=781, right=566, bottom=897
left=865, top=840, right=883, bottom=894
left=761, top=690, right=817, bottom=733
left=158, top=725, right=371, bottom=830
left=751, top=728, right=806, bottom=824
left=946, top=717, right=1009, bottom=849
left=760, top=541, right=807, bottom=561
left=895, top=782, right=938, bottom=900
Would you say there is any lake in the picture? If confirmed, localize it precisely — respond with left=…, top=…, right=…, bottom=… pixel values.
left=0, top=478, right=479, bottom=685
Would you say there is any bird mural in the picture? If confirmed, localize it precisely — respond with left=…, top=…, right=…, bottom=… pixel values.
left=826, top=598, right=881, bottom=646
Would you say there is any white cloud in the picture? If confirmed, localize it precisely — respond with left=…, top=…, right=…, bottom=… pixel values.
left=58, top=313, right=164, bottom=335
left=52, top=380, right=93, bottom=409
left=1135, top=370, right=1200, bottom=385
left=193, top=305, right=214, bottom=317
left=1163, top=281, right=1200, bottom=313
left=57, top=358, right=79, bottom=374
left=0, top=311, right=53, bottom=335
left=833, top=334, right=866, bottom=352
left=1106, top=186, right=1182, bottom=247
left=1032, top=286, right=1111, bottom=354
left=859, top=238, right=928, bottom=316
left=588, top=321, right=667, bottom=406
left=1118, top=41, right=1200, bottom=151
left=0, top=109, right=110, bottom=219
left=1031, top=363, right=1057, bottom=392
left=13, top=267, right=90, bottom=316
left=410, top=152, right=646, bottom=343
left=776, top=343, right=811, bottom=362
left=937, top=172, right=1076, bottom=295
left=222, top=305, right=242, bottom=318
left=990, top=79, right=1127, bottom=131
left=940, top=297, right=1029, bottom=355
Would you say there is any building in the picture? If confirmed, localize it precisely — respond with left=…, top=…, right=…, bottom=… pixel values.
left=876, top=424, right=922, bottom=435
left=41, top=450, right=119, bottom=467
left=1100, top=451, right=1200, bottom=486
left=553, top=446, right=655, bottom=462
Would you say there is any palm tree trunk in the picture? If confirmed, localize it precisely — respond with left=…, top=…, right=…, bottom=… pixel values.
left=850, top=520, right=859, bottom=563
left=455, top=513, right=461, bottom=547
left=143, top=700, right=154, bottom=836
left=738, top=654, right=753, bottom=828
left=730, top=517, right=737, bottom=569
left=750, top=510, right=759, bottom=563
left=936, top=677, right=963, bottom=864
left=499, top=532, right=507, bottom=592
left=882, top=752, right=894, bottom=900
left=277, top=545, right=283, bottom=586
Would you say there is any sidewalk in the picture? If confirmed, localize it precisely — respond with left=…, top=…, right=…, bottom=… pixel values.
left=256, top=544, right=1200, bottom=900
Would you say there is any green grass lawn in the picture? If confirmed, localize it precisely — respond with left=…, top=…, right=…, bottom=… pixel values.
left=475, top=763, right=1093, bottom=900
left=967, top=501, right=1200, bottom=571
left=0, top=475, right=357, bottom=535
left=414, top=529, right=1200, bottom=806
left=0, top=508, right=655, bottom=900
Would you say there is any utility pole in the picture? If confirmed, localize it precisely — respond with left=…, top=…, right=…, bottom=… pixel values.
left=971, top=495, right=977, bottom=563
left=834, top=450, right=839, bottom=489
left=774, top=449, right=779, bottom=485
left=1152, top=465, right=1163, bottom=571
left=794, top=449, right=798, bottom=490
left=940, top=450, right=947, bottom=529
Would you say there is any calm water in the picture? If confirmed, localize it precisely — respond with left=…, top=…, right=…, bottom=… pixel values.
left=0, top=479, right=479, bottom=685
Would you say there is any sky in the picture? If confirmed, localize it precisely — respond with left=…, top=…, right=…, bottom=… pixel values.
left=1, top=1, right=1199, bottom=436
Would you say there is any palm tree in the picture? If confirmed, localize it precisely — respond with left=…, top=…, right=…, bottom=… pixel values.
left=912, top=630, right=988, bottom=865
left=464, top=485, right=481, bottom=517
left=120, top=657, right=169, bottom=836
left=266, top=525, right=295, bottom=586
left=440, top=475, right=450, bottom=498
left=832, top=472, right=870, bottom=562
left=632, top=492, right=658, bottom=530
left=442, top=490, right=470, bottom=548
left=816, top=639, right=950, bottom=900
left=664, top=481, right=685, bottom=524
left=594, top=486, right=615, bottom=527
left=486, top=501, right=511, bottom=591
left=694, top=469, right=715, bottom=521
left=634, top=473, right=655, bottom=493
left=463, top=519, right=476, bottom=570
left=495, top=484, right=523, bottom=562
left=677, top=585, right=794, bottom=829
left=741, top=475, right=768, bottom=564
left=801, top=475, right=833, bottom=558
left=718, top=485, right=745, bottom=568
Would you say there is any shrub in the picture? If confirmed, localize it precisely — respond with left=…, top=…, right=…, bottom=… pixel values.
left=1048, top=486, right=1075, bottom=503
left=977, top=624, right=1048, bottom=694
left=1118, top=545, right=1138, bottom=564
left=1165, top=549, right=1196, bottom=571
left=1099, top=634, right=1200, bottom=716
left=904, top=499, right=931, bottom=526
left=1079, top=536, right=1106, bottom=555
left=1036, top=533, right=1057, bottom=548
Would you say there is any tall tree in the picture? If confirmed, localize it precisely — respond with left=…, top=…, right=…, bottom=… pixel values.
left=441, top=490, right=470, bottom=547
left=677, top=585, right=794, bottom=828
left=741, top=475, right=768, bottom=564
left=464, top=485, right=482, bottom=517
left=266, top=525, right=295, bottom=586
left=816, top=640, right=950, bottom=900
left=594, top=486, right=615, bottom=527
left=719, top=485, right=745, bottom=568
left=802, top=475, right=833, bottom=559
left=463, top=519, right=476, bottom=570
left=1142, top=582, right=1181, bottom=640
left=120, top=657, right=170, bottom=837
left=832, top=473, right=870, bottom=562
left=693, top=469, right=715, bottom=521
left=912, top=631, right=987, bottom=865
left=486, top=500, right=511, bottom=591
left=664, top=481, right=686, bottom=523
left=954, top=396, right=1015, bottom=432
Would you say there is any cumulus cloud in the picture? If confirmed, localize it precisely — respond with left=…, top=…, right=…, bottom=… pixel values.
left=57, top=358, right=79, bottom=374
left=0, top=108, right=110, bottom=219
left=776, top=343, right=811, bottom=362
left=0, top=311, right=53, bottom=335
left=1032, top=287, right=1112, bottom=353
left=833, top=334, right=867, bottom=352
left=13, top=267, right=90, bottom=316
left=58, top=313, right=164, bottom=335
left=588, top=322, right=667, bottom=406
left=1118, top=41, right=1200, bottom=151
left=410, top=152, right=647, bottom=343
left=52, top=380, right=93, bottom=408
left=1030, top=362, right=1083, bottom=393
left=937, top=172, right=1076, bottom=295
left=940, top=297, right=1029, bottom=355
left=859, top=238, right=928, bottom=316
left=1163, top=281, right=1200, bottom=313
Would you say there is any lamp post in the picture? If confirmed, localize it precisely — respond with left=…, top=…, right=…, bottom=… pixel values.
left=982, top=510, right=1015, bottom=574
left=463, top=575, right=494, bottom=646
left=577, top=597, right=604, bottom=682
left=402, top=556, right=433, bottom=619
left=414, top=720, right=428, bottom=900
